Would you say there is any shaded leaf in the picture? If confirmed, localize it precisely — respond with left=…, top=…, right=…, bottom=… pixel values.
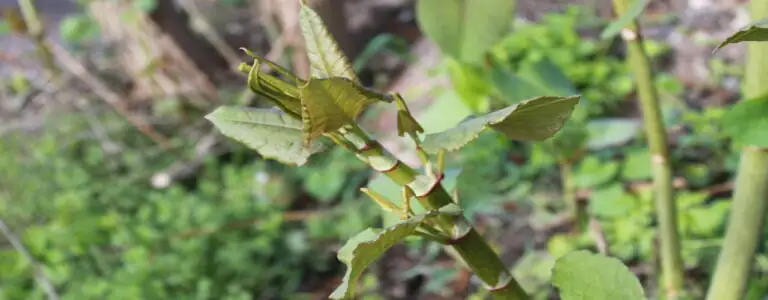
left=722, top=95, right=768, bottom=147
left=205, top=106, right=326, bottom=165
left=586, top=118, right=642, bottom=150
left=519, top=58, right=580, bottom=96
left=491, top=66, right=548, bottom=105
left=299, top=77, right=379, bottom=143
left=329, top=216, right=425, bottom=299
left=552, top=250, right=645, bottom=300
left=299, top=4, right=359, bottom=81
left=714, top=18, right=768, bottom=52
left=416, top=0, right=515, bottom=64
left=600, top=0, right=649, bottom=40
left=421, top=96, right=580, bottom=153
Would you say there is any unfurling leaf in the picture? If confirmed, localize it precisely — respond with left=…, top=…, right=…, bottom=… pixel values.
left=205, top=106, right=327, bottom=165
left=722, top=95, right=768, bottom=147
left=421, top=96, right=580, bottom=153
left=299, top=3, right=358, bottom=82
left=397, top=110, right=425, bottom=137
left=416, top=0, right=515, bottom=64
left=329, top=217, right=424, bottom=299
left=245, top=60, right=303, bottom=118
left=600, top=0, right=649, bottom=40
left=299, top=77, right=379, bottom=143
left=714, top=18, right=768, bottom=52
left=552, top=250, right=645, bottom=300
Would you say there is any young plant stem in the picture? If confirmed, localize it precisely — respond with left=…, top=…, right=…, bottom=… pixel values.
left=610, top=0, right=684, bottom=297
left=706, top=2, right=768, bottom=298
left=17, top=0, right=58, bottom=78
left=345, top=126, right=529, bottom=300
left=560, top=163, right=586, bottom=232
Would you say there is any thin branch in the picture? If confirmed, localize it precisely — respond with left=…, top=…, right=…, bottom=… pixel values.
left=0, top=218, right=59, bottom=300
left=176, top=0, right=242, bottom=70
left=50, top=43, right=171, bottom=149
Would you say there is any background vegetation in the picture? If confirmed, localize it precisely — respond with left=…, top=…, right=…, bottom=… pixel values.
left=0, top=0, right=766, bottom=299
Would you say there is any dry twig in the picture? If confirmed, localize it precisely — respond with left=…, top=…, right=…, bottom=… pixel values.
left=50, top=43, right=171, bottom=148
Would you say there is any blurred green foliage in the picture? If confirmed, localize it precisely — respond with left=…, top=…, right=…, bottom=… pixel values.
left=0, top=112, right=379, bottom=299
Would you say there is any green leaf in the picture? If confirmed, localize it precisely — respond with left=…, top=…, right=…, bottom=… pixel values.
left=552, top=250, right=646, bottom=300
left=205, top=106, right=326, bottom=165
left=590, top=184, right=637, bottom=219
left=714, top=18, right=768, bottom=52
left=687, top=201, right=729, bottom=236
left=722, top=95, right=768, bottom=147
left=59, top=14, right=100, bottom=43
left=621, top=149, right=652, bottom=180
left=600, top=0, right=649, bottom=40
left=244, top=60, right=303, bottom=118
left=299, top=77, right=379, bottom=143
left=573, top=156, right=620, bottom=188
left=397, top=111, right=424, bottom=137
left=586, top=118, right=641, bottom=150
left=421, top=96, right=580, bottom=153
left=416, top=0, right=515, bottom=64
left=448, top=59, right=493, bottom=112
left=299, top=3, right=358, bottom=81
left=133, top=0, right=158, bottom=12
left=416, top=90, right=473, bottom=134
left=491, top=66, right=548, bottom=105
left=519, top=58, right=580, bottom=96
left=329, top=217, right=425, bottom=299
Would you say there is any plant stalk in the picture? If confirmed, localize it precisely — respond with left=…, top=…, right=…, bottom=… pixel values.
left=560, top=163, right=586, bottom=231
left=17, top=0, right=58, bottom=78
left=706, top=2, right=768, bottom=298
left=348, top=129, right=529, bottom=299
left=610, top=0, right=684, bottom=297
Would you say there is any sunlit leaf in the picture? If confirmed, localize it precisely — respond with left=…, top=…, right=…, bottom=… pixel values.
left=205, top=106, right=327, bottom=165
left=600, top=0, right=649, bottom=40
left=621, top=149, right=652, bottom=180
left=590, top=184, right=637, bottom=219
left=552, top=250, right=645, bottom=300
left=421, top=96, right=580, bottom=153
left=722, top=95, right=768, bottom=147
left=573, top=156, right=620, bottom=188
left=329, top=216, right=425, bottom=299
left=299, top=77, right=380, bottom=143
left=586, top=118, right=642, bottom=150
left=416, top=0, right=515, bottom=64
left=714, top=18, right=768, bottom=52
left=299, top=3, right=359, bottom=81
